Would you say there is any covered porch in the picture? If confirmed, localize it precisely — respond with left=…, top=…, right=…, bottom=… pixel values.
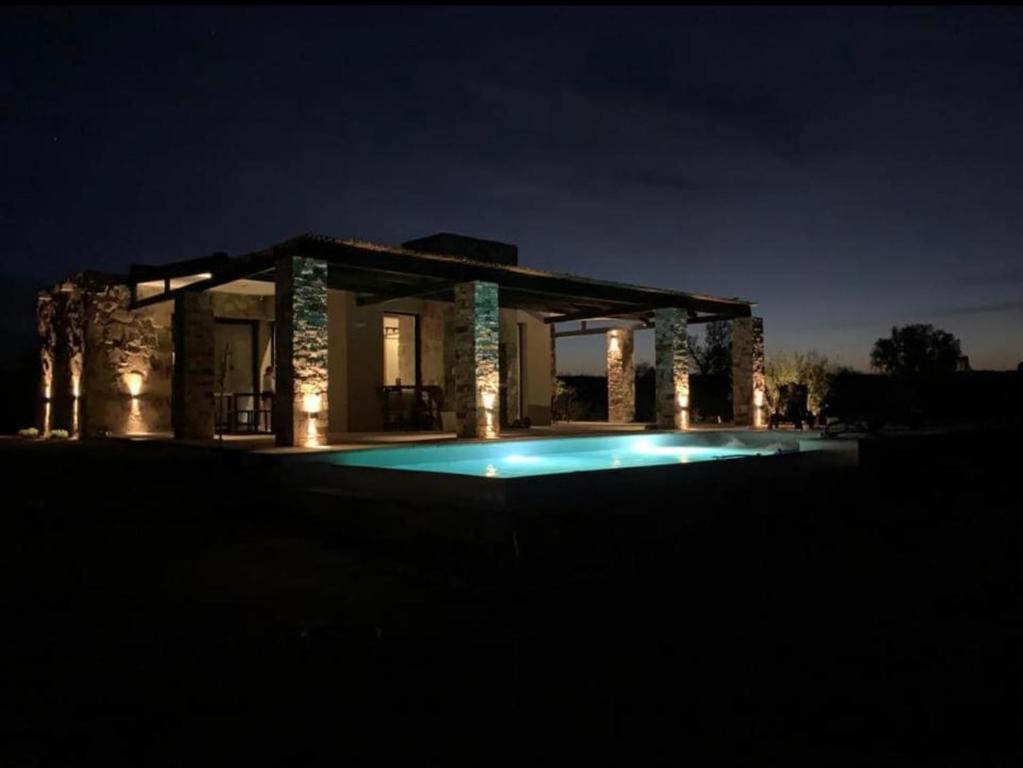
left=126, top=234, right=764, bottom=447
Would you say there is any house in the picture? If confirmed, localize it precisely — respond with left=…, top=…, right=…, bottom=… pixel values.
left=36, top=232, right=765, bottom=446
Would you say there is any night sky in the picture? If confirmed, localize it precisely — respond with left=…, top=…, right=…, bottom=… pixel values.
left=3, top=7, right=1022, bottom=373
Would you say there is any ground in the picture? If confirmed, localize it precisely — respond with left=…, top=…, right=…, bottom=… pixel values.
left=1, top=432, right=1019, bottom=765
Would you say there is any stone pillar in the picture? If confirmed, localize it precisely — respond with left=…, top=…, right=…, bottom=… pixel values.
left=38, top=284, right=87, bottom=436
left=731, top=316, right=765, bottom=427
left=606, top=328, right=635, bottom=423
left=654, top=308, right=689, bottom=429
left=454, top=281, right=499, bottom=438
left=172, top=292, right=215, bottom=439
left=66, top=287, right=85, bottom=437
left=275, top=256, right=329, bottom=447
left=36, top=292, right=57, bottom=434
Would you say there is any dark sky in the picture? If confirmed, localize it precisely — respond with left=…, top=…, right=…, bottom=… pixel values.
left=3, top=7, right=1022, bottom=372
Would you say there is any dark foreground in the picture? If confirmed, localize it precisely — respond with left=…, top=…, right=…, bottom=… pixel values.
left=2, top=433, right=1019, bottom=765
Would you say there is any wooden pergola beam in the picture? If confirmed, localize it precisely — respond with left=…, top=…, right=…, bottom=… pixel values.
left=686, top=310, right=751, bottom=324
left=355, top=280, right=455, bottom=307
left=545, top=306, right=656, bottom=325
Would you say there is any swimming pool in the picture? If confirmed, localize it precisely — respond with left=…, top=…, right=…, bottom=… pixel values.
left=319, top=432, right=805, bottom=479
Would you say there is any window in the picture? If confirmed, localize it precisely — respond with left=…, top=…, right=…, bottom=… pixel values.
left=382, top=313, right=418, bottom=386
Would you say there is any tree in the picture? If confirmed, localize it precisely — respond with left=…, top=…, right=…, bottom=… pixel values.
left=688, top=320, right=731, bottom=376
left=870, top=324, right=962, bottom=377
left=765, top=350, right=834, bottom=415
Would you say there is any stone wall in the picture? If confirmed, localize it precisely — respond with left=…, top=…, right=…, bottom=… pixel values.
left=82, top=283, right=174, bottom=436
left=453, top=281, right=499, bottom=438
left=654, top=307, right=690, bottom=429
left=275, top=256, right=328, bottom=446
left=732, top=316, right=765, bottom=427
left=36, top=279, right=176, bottom=437
left=606, top=328, right=635, bottom=423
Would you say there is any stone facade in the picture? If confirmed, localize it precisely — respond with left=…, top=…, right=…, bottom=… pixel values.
left=172, top=292, right=215, bottom=439
left=606, top=328, right=635, bottom=423
left=275, top=256, right=329, bottom=446
left=654, top=308, right=690, bottom=429
left=731, top=316, right=765, bottom=427
left=453, top=281, right=499, bottom=438
left=37, top=278, right=174, bottom=437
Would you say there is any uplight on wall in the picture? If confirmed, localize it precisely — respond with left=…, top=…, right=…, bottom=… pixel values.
left=753, top=388, right=766, bottom=428
left=302, top=391, right=323, bottom=447
left=71, top=374, right=80, bottom=437
left=481, top=389, right=497, bottom=439
left=126, top=371, right=144, bottom=398
left=676, top=387, right=690, bottom=431
left=125, top=370, right=145, bottom=428
left=302, top=393, right=323, bottom=415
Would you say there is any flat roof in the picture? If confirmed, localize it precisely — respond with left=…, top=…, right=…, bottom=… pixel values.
left=129, top=233, right=754, bottom=323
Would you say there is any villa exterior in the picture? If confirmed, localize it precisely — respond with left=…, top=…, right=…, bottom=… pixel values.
left=36, top=232, right=765, bottom=446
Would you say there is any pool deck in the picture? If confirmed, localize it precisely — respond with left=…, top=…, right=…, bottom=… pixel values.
left=105, top=421, right=838, bottom=456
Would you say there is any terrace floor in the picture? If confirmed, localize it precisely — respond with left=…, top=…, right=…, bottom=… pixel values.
left=111, top=420, right=820, bottom=455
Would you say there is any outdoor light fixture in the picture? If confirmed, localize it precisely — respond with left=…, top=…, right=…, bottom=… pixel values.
left=125, top=371, right=145, bottom=428
left=71, top=375, right=80, bottom=399
left=677, top=387, right=691, bottom=430
left=608, top=332, right=620, bottom=354
left=43, top=382, right=51, bottom=401
left=753, top=388, right=766, bottom=428
left=302, top=392, right=323, bottom=447
left=302, top=393, right=323, bottom=414
left=481, top=390, right=498, bottom=439
left=481, top=390, right=496, bottom=411
left=126, top=371, right=144, bottom=398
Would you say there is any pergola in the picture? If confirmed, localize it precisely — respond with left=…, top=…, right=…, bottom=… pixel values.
left=128, top=234, right=764, bottom=445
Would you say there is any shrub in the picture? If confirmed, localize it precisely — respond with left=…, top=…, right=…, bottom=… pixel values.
left=765, top=351, right=834, bottom=414
left=18, top=427, right=39, bottom=438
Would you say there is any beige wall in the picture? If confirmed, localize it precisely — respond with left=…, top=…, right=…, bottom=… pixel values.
left=517, top=310, right=553, bottom=425
left=322, top=293, right=552, bottom=434
left=327, top=289, right=349, bottom=433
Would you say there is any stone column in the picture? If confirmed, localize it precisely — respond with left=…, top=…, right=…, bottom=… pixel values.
left=731, top=316, right=765, bottom=427
left=36, top=292, right=57, bottom=434
left=454, top=281, right=499, bottom=438
left=172, top=292, right=215, bottom=439
left=606, top=328, right=635, bottom=423
left=66, top=287, right=85, bottom=437
left=275, top=256, right=329, bottom=447
left=654, top=308, right=689, bottom=429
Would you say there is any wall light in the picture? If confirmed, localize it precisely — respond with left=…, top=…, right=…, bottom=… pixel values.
left=481, top=390, right=496, bottom=411
left=126, top=371, right=144, bottom=398
left=303, top=392, right=323, bottom=414
left=481, top=390, right=498, bottom=439
left=72, top=375, right=80, bottom=399
left=608, top=331, right=620, bottom=354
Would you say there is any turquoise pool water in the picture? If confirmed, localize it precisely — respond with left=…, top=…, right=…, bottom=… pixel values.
left=323, top=433, right=799, bottom=479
